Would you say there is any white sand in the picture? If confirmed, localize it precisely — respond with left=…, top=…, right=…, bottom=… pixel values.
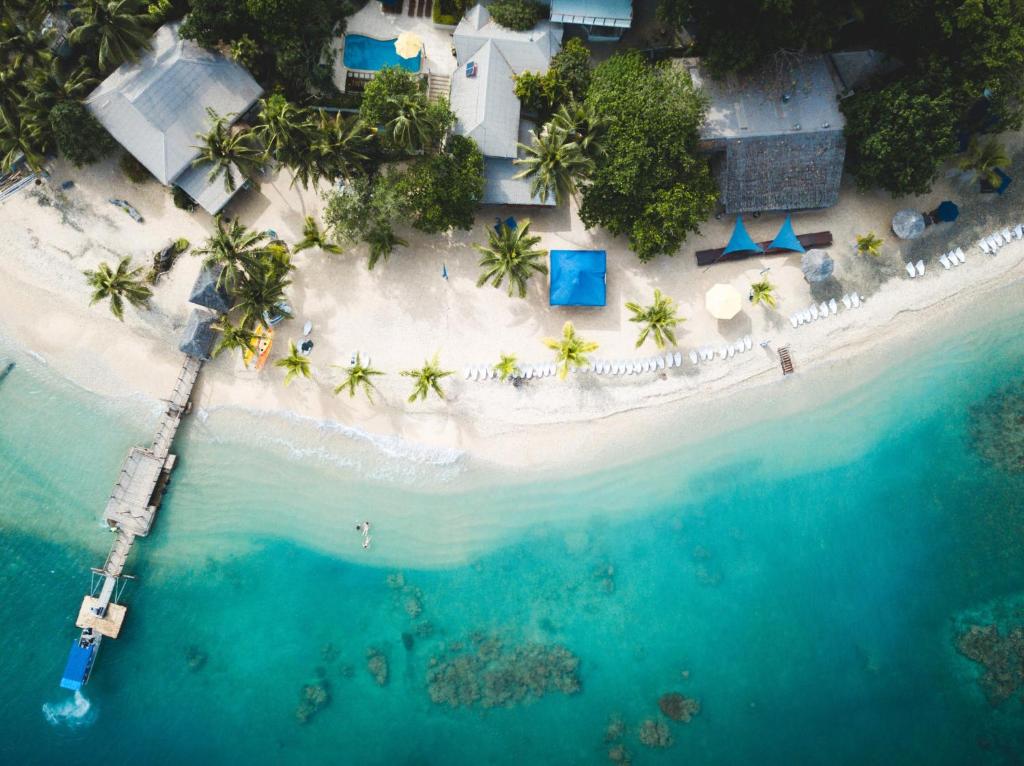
left=1, top=150, right=1023, bottom=486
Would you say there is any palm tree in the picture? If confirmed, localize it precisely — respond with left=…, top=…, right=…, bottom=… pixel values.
left=233, top=246, right=293, bottom=331
left=495, top=353, right=517, bottom=382
left=0, top=102, right=50, bottom=171
left=26, top=59, right=97, bottom=111
left=252, top=94, right=313, bottom=169
left=193, top=108, right=263, bottom=193
left=83, top=256, right=152, bottom=320
left=69, top=0, right=154, bottom=71
left=307, top=111, right=371, bottom=186
left=382, top=96, right=439, bottom=155
left=855, top=232, right=883, bottom=257
left=625, top=289, right=682, bottom=349
left=749, top=279, right=778, bottom=309
left=211, top=318, right=255, bottom=359
left=294, top=215, right=342, bottom=254
left=543, top=321, right=598, bottom=380
left=960, top=137, right=1009, bottom=188
left=551, top=101, right=605, bottom=160
left=275, top=341, right=312, bottom=385
left=192, top=215, right=270, bottom=293
left=401, top=354, right=453, bottom=402
left=333, top=354, right=384, bottom=403
left=365, top=223, right=407, bottom=270
left=474, top=220, right=548, bottom=298
left=513, top=125, right=593, bottom=205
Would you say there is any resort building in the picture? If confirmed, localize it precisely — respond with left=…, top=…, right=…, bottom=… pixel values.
left=548, top=0, right=633, bottom=41
left=85, top=22, right=263, bottom=215
left=451, top=4, right=563, bottom=206
left=681, top=56, right=847, bottom=215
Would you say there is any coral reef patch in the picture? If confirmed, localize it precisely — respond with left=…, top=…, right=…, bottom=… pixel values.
left=295, top=681, right=330, bottom=724
left=956, top=624, right=1024, bottom=705
left=968, top=379, right=1024, bottom=473
left=658, top=692, right=700, bottom=722
left=367, top=647, right=389, bottom=686
left=638, top=718, right=673, bottom=749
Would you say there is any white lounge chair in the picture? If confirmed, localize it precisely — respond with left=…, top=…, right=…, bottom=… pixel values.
left=688, top=350, right=698, bottom=365
left=1002, top=229, right=1013, bottom=243
left=733, top=341, right=743, bottom=354
left=955, top=247, right=966, bottom=263
left=851, top=293, right=861, bottom=308
left=979, top=239, right=992, bottom=254
left=717, top=347, right=727, bottom=360
left=464, top=367, right=473, bottom=380
left=744, top=336, right=753, bottom=351
left=673, top=351, right=682, bottom=367
left=842, top=294, right=852, bottom=309
left=828, top=299, right=838, bottom=315
left=809, top=304, right=819, bottom=320
left=664, top=354, right=674, bottom=368
left=726, top=345, right=735, bottom=358
left=819, top=301, right=829, bottom=317
left=989, top=234, right=1002, bottom=249
left=801, top=309, right=812, bottom=324
left=1015, top=224, right=1023, bottom=239
left=905, top=262, right=917, bottom=278
left=939, top=254, right=951, bottom=269
left=915, top=260, right=925, bottom=276
left=656, top=356, right=666, bottom=370
left=789, top=314, right=799, bottom=328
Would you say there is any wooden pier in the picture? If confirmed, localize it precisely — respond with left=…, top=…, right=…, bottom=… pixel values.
left=777, top=345, right=795, bottom=375
left=61, top=354, right=202, bottom=689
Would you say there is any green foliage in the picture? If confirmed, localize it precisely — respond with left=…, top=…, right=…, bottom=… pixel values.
left=333, top=353, right=384, bottom=402
left=625, top=289, right=682, bottom=348
left=841, top=80, right=959, bottom=196
left=432, top=0, right=467, bottom=25
left=495, top=353, right=518, bottom=381
left=401, top=354, right=453, bottom=402
left=580, top=53, right=717, bottom=262
left=543, top=321, right=598, bottom=381
left=193, top=107, right=264, bottom=192
left=358, top=68, right=452, bottom=156
left=275, top=340, right=312, bottom=385
left=83, top=256, right=153, bottom=320
left=48, top=100, right=116, bottom=167
left=489, top=0, right=545, bottom=31
left=514, top=38, right=591, bottom=118
left=474, top=220, right=548, bottom=298
left=959, top=137, right=1010, bottom=188
left=294, top=215, right=343, bottom=254
left=230, top=34, right=261, bottom=73
left=855, top=232, right=883, bottom=257
left=211, top=318, right=255, bottom=358
left=323, top=176, right=409, bottom=269
left=119, top=151, right=153, bottom=182
left=69, top=0, right=156, bottom=72
left=359, top=67, right=423, bottom=127
left=392, top=134, right=484, bottom=233
left=749, top=279, right=777, bottom=309
left=172, top=185, right=197, bottom=210
left=514, top=120, right=594, bottom=205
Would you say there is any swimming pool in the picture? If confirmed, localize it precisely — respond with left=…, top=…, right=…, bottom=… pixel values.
left=343, top=34, right=422, bottom=72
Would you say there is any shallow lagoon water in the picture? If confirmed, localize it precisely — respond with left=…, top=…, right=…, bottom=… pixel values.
left=2, top=297, right=1024, bottom=764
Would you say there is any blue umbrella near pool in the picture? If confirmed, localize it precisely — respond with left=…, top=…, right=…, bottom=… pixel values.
left=935, top=201, right=960, bottom=222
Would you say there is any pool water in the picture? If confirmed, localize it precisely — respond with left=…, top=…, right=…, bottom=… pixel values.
left=343, top=34, right=421, bottom=73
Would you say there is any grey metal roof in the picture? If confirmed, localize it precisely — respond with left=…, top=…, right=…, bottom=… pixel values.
left=188, top=262, right=233, bottom=313
left=178, top=308, right=219, bottom=360
left=483, top=158, right=555, bottom=205
left=175, top=160, right=242, bottom=215
left=85, top=22, right=262, bottom=185
left=549, top=0, right=632, bottom=27
left=455, top=5, right=562, bottom=71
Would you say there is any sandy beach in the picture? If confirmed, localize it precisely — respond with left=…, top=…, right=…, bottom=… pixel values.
left=1, top=143, right=1022, bottom=482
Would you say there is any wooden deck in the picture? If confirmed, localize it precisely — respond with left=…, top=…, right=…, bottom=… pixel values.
left=695, top=231, right=834, bottom=267
left=778, top=346, right=795, bottom=375
left=76, top=597, right=127, bottom=639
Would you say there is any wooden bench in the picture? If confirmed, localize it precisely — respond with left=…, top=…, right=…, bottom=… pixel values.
left=696, top=231, right=833, bottom=267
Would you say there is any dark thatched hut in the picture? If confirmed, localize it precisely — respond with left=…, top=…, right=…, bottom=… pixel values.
left=178, top=308, right=219, bottom=360
left=188, top=263, right=232, bottom=313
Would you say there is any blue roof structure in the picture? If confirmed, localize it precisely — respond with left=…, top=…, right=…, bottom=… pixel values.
left=769, top=215, right=805, bottom=252
left=723, top=216, right=763, bottom=255
left=550, top=250, right=606, bottom=306
left=60, top=641, right=96, bottom=690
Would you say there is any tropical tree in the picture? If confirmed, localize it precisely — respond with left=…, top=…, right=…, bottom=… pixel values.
left=0, top=105, right=50, bottom=171
left=193, top=107, right=263, bottom=193
left=294, top=215, right=342, bottom=254
left=401, top=354, right=453, bottom=402
left=192, top=215, right=270, bottom=293
left=26, top=59, right=97, bottom=112
left=307, top=111, right=371, bottom=187
left=365, top=223, right=407, bottom=270
left=474, top=220, right=548, bottom=298
left=83, top=256, right=152, bottom=320
left=959, top=138, right=1010, bottom=189
left=233, top=246, right=294, bottom=330
left=275, top=340, right=311, bottom=385
left=495, top=352, right=518, bottom=382
left=749, top=279, right=777, bottom=309
left=69, top=0, right=154, bottom=71
left=551, top=100, right=605, bottom=160
left=382, top=95, right=437, bottom=154
left=543, top=321, right=598, bottom=380
left=855, top=232, right=883, bottom=257
left=333, top=354, right=384, bottom=403
left=211, top=318, right=255, bottom=359
left=625, top=289, right=682, bottom=349
left=514, top=124, right=593, bottom=205
left=252, top=93, right=313, bottom=169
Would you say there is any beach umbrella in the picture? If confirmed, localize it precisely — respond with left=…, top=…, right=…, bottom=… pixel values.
left=395, top=32, right=422, bottom=59
left=801, top=249, right=834, bottom=283
left=705, top=283, right=742, bottom=320
left=891, top=209, right=926, bottom=239
left=935, top=201, right=960, bottom=222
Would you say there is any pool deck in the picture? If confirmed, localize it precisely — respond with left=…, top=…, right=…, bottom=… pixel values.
left=334, top=3, right=456, bottom=91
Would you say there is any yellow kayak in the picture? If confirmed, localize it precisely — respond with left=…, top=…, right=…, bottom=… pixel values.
left=243, top=325, right=273, bottom=370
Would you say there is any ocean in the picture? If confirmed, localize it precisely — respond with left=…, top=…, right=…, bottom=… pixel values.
left=2, top=287, right=1023, bottom=765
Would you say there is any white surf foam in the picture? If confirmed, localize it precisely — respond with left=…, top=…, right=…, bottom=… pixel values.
left=42, top=690, right=95, bottom=728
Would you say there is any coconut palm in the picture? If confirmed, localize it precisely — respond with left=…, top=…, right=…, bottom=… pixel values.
left=294, top=215, right=342, bottom=254
left=383, top=96, right=437, bottom=154
left=513, top=124, right=593, bottom=205
left=252, top=94, right=313, bottom=169
left=26, top=59, right=97, bottom=111
left=333, top=354, right=385, bottom=403
left=0, top=103, right=50, bottom=171
left=960, top=137, right=1010, bottom=189
left=192, top=215, right=270, bottom=293
left=194, top=107, right=263, bottom=193
left=275, top=341, right=311, bottom=385
left=474, top=220, right=548, bottom=298
left=69, top=0, right=154, bottom=71
left=749, top=279, right=778, bottom=309
left=307, top=111, right=372, bottom=186
left=365, top=223, right=407, bottom=270
left=2, top=16, right=53, bottom=71
left=543, top=321, right=598, bottom=380
left=625, top=289, right=682, bottom=349
left=855, top=232, right=883, bottom=257
left=495, top=352, right=518, bottom=382
left=401, top=354, right=453, bottom=402
left=83, top=256, right=152, bottom=320
left=233, top=246, right=293, bottom=331
left=211, top=318, right=255, bottom=359
left=550, top=101, right=606, bottom=160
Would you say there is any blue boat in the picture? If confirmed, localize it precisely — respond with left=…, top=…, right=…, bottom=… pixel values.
left=60, top=638, right=98, bottom=691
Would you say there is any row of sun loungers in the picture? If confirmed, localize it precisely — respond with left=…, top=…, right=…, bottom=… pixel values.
left=978, top=225, right=1023, bottom=254
left=789, top=294, right=861, bottom=328
left=937, top=248, right=967, bottom=270
left=689, top=336, right=753, bottom=363
left=585, top=354, right=683, bottom=375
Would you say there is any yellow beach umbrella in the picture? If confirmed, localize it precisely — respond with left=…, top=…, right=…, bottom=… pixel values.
left=395, top=31, right=422, bottom=59
left=705, top=283, right=742, bottom=320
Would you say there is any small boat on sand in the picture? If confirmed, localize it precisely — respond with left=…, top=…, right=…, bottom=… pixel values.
left=243, top=325, right=273, bottom=370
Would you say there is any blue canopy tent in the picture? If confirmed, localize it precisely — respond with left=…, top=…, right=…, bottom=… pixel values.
left=723, top=216, right=763, bottom=255
left=768, top=215, right=806, bottom=253
left=550, top=250, right=606, bottom=306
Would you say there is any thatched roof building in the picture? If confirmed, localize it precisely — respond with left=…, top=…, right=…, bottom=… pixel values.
left=189, top=263, right=232, bottom=313
left=178, top=308, right=219, bottom=360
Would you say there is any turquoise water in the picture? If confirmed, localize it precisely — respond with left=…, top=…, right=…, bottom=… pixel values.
left=343, top=35, right=421, bottom=73
left=2, top=293, right=1024, bottom=764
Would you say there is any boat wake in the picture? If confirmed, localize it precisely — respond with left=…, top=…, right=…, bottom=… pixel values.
left=42, top=690, right=95, bottom=728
